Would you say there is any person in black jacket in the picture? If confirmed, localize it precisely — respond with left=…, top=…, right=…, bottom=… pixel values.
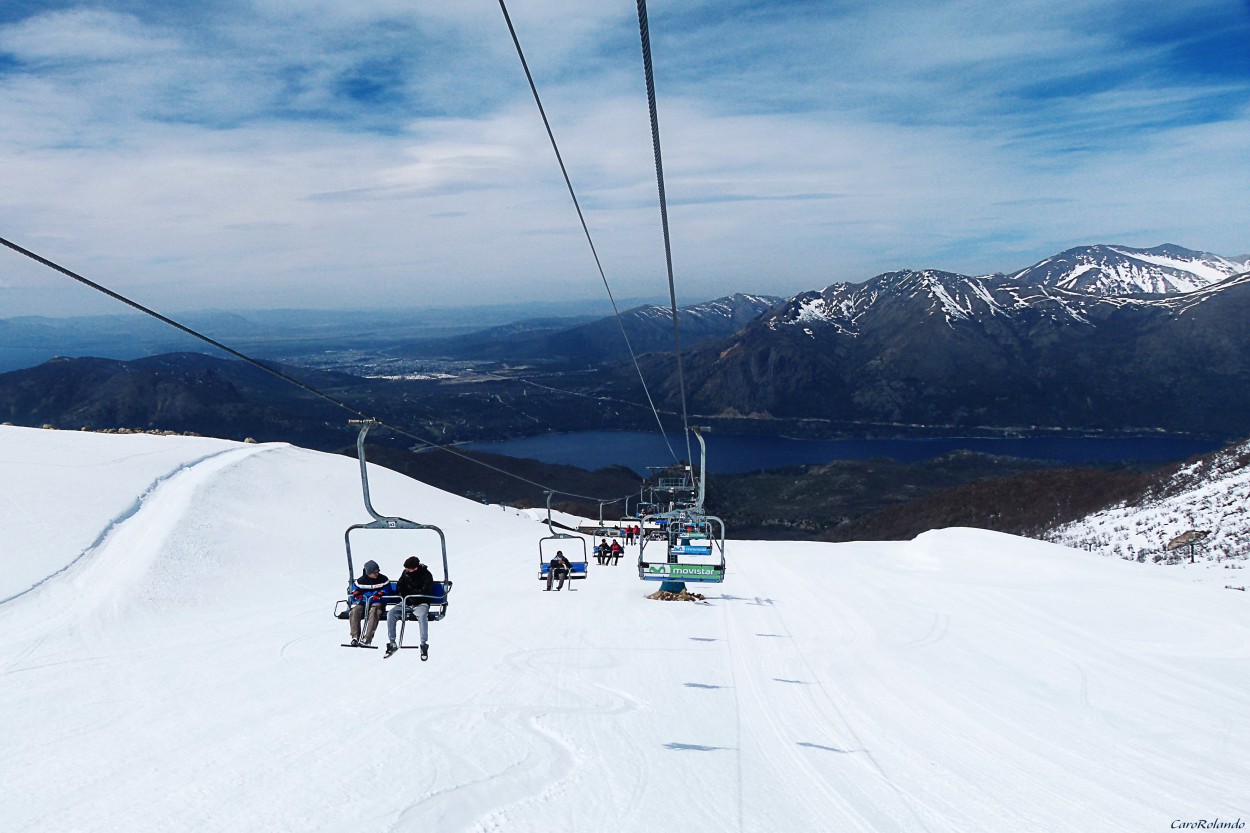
left=349, top=560, right=390, bottom=646
left=385, top=556, right=433, bottom=658
left=546, top=551, right=571, bottom=591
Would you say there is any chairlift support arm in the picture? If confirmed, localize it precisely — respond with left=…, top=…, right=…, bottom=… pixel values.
left=343, top=419, right=449, bottom=587
left=692, top=426, right=708, bottom=512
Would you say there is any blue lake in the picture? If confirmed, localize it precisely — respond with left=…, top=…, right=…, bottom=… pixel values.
left=461, top=431, right=1223, bottom=475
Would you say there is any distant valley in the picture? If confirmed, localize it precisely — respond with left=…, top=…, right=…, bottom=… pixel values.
left=3, top=241, right=1249, bottom=540
left=7, top=244, right=1250, bottom=446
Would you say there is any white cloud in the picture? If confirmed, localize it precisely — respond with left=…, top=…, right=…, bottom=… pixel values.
left=0, top=8, right=181, bottom=63
left=0, top=1, right=1247, bottom=316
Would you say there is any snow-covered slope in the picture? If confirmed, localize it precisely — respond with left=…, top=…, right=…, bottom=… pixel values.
left=1, top=426, right=1246, bottom=833
left=1048, top=439, right=1250, bottom=579
left=1008, top=244, right=1249, bottom=296
left=757, top=242, right=1249, bottom=339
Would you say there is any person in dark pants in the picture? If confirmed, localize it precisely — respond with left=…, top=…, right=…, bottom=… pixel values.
left=609, top=538, right=623, bottom=564
left=348, top=560, right=389, bottom=646
left=386, top=556, right=434, bottom=659
left=546, top=551, right=571, bottom=591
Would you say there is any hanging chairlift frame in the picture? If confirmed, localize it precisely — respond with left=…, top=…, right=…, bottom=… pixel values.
left=637, top=510, right=726, bottom=583
left=619, top=515, right=642, bottom=537
left=636, top=428, right=727, bottom=583
left=538, top=491, right=590, bottom=584
left=334, top=420, right=452, bottom=628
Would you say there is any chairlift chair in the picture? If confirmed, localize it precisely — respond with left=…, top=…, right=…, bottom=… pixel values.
left=538, top=491, right=590, bottom=586
left=636, top=428, right=726, bottom=584
left=619, top=515, right=642, bottom=541
left=637, top=510, right=726, bottom=583
left=334, top=420, right=452, bottom=641
left=589, top=499, right=627, bottom=539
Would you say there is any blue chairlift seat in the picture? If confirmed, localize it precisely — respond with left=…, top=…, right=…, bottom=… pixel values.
left=537, top=495, right=589, bottom=583
left=538, top=561, right=589, bottom=580
left=334, top=580, right=452, bottom=622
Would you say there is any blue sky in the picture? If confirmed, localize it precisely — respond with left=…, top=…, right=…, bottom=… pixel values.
left=1, top=0, right=1248, bottom=315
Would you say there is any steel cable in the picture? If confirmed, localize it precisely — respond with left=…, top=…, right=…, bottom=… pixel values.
left=635, top=0, right=695, bottom=468
left=497, top=0, right=680, bottom=466
left=0, top=234, right=637, bottom=505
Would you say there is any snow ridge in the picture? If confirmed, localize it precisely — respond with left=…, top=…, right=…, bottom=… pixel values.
left=1009, top=243, right=1246, bottom=296
left=0, top=444, right=272, bottom=608
left=767, top=244, right=1249, bottom=333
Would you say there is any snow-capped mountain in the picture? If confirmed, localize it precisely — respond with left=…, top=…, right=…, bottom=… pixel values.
left=394, top=292, right=782, bottom=364
left=763, top=245, right=1250, bottom=339
left=1008, top=244, right=1250, bottom=296
left=670, top=244, right=1250, bottom=436
left=619, top=292, right=783, bottom=346
left=534, top=292, right=782, bottom=364
left=1048, top=438, right=1250, bottom=567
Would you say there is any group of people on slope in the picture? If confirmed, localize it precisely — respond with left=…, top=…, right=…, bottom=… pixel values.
left=595, top=538, right=624, bottom=565
left=347, top=556, right=435, bottom=658
left=620, top=525, right=642, bottom=545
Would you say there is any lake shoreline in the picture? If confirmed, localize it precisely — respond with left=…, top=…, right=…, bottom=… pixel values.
left=460, top=429, right=1225, bottom=476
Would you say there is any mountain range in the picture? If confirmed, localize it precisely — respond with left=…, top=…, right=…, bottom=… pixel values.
left=4, top=242, right=1250, bottom=445
left=389, top=293, right=782, bottom=365
left=0, top=353, right=365, bottom=448
left=5, top=242, right=1250, bottom=541
left=666, top=244, right=1250, bottom=438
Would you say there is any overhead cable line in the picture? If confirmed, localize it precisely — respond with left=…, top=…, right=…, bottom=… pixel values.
left=481, top=371, right=681, bottom=419
left=0, top=234, right=636, bottom=505
left=497, top=0, right=680, bottom=466
left=634, top=0, right=695, bottom=469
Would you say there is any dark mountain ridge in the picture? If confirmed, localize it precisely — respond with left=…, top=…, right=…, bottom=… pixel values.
left=667, top=246, right=1250, bottom=439
left=0, top=352, right=366, bottom=448
left=6, top=241, right=1250, bottom=543
left=390, top=292, right=782, bottom=365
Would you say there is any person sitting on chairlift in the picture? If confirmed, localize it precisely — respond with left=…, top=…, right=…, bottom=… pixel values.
left=348, top=560, right=389, bottom=647
left=609, top=538, right=623, bottom=564
left=386, top=556, right=433, bottom=658
left=547, top=550, right=572, bottom=591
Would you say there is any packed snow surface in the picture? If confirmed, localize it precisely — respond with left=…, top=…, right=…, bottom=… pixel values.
left=1, top=426, right=1246, bottom=832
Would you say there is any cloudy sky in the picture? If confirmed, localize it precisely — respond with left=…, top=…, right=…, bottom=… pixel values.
left=1, top=0, right=1248, bottom=316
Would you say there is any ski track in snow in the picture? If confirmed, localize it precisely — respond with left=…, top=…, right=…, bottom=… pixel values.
left=0, top=445, right=269, bottom=608
left=0, top=443, right=276, bottom=687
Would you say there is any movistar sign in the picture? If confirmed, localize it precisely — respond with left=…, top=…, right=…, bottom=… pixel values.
left=645, top=564, right=722, bottom=578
